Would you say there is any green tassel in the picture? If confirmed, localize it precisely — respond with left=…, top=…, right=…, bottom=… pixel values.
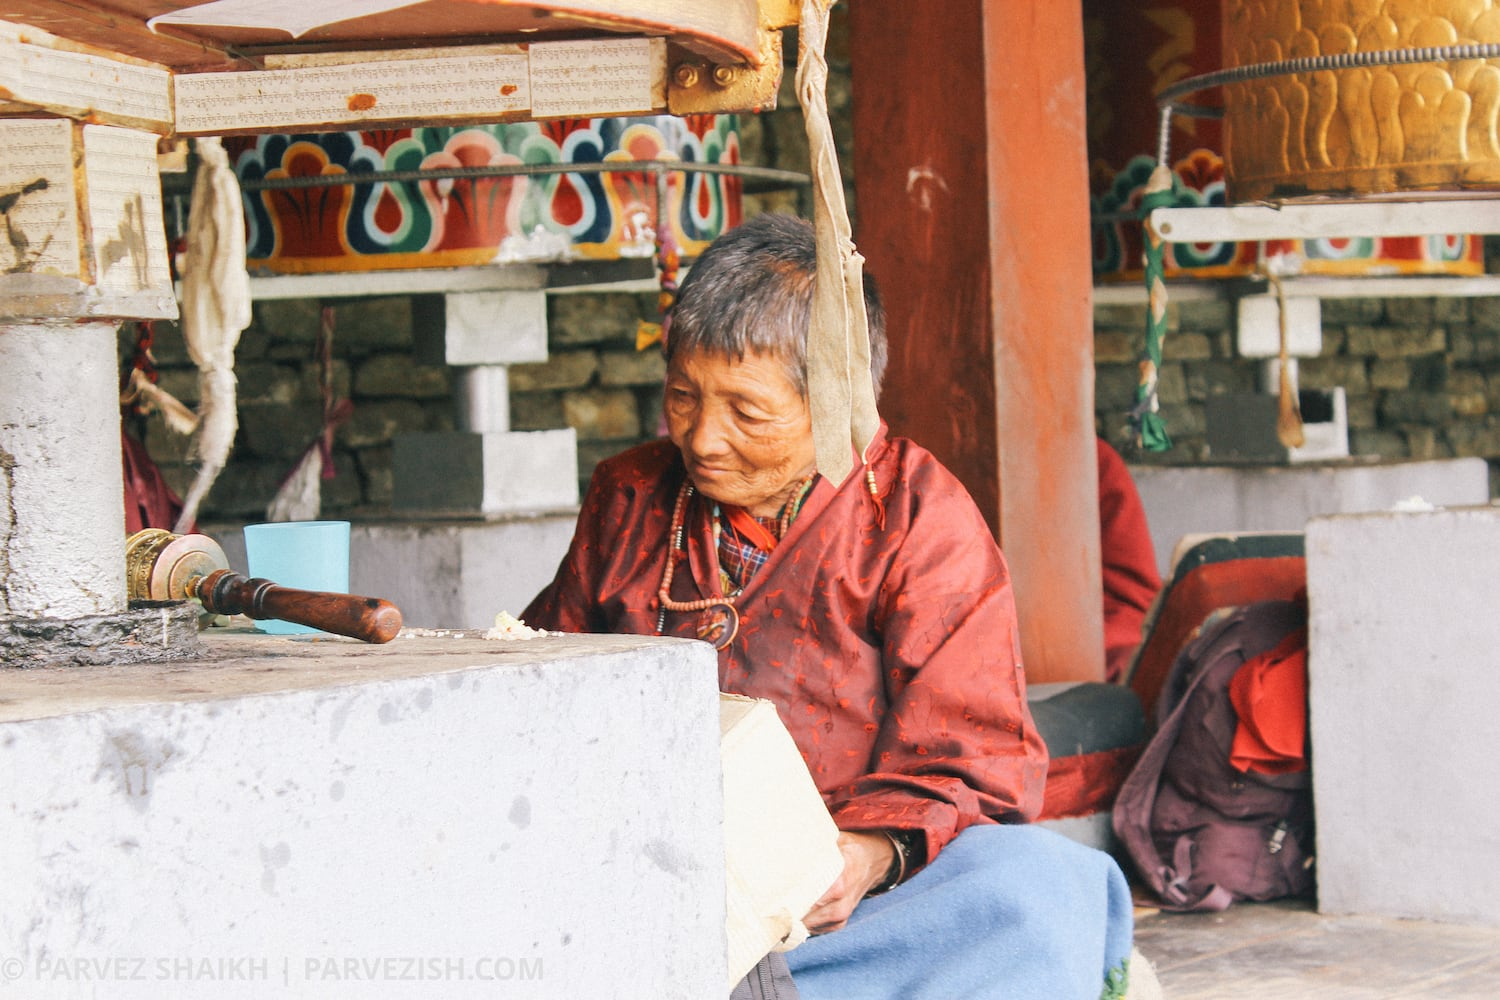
left=1099, top=957, right=1131, bottom=1000
left=1132, top=164, right=1178, bottom=454
left=1137, top=410, right=1173, bottom=452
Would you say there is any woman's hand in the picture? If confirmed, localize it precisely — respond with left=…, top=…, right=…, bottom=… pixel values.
left=802, top=831, right=896, bottom=934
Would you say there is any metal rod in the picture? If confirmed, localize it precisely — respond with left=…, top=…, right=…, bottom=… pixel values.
left=237, top=159, right=810, bottom=192
left=1157, top=42, right=1500, bottom=108
left=1151, top=42, right=1500, bottom=175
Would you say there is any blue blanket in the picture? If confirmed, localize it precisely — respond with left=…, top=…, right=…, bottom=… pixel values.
left=785, top=825, right=1133, bottom=1000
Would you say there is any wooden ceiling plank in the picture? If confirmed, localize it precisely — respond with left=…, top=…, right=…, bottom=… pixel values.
left=3, top=1, right=241, bottom=69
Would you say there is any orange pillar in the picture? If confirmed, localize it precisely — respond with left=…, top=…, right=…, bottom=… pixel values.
left=849, top=0, right=1103, bottom=683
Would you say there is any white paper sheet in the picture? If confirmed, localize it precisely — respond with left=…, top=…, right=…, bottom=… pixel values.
left=148, top=0, right=424, bottom=39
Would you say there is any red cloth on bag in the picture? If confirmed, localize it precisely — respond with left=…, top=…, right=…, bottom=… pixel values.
left=1228, top=627, right=1309, bottom=775
left=524, top=425, right=1048, bottom=863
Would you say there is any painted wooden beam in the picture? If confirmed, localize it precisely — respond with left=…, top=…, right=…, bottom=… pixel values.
left=981, top=0, right=1103, bottom=684
left=850, top=0, right=1103, bottom=684
left=1152, top=199, right=1500, bottom=243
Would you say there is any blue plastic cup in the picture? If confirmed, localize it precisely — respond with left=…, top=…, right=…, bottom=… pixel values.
left=242, top=520, right=351, bottom=635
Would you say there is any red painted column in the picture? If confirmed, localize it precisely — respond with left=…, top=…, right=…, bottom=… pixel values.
left=849, top=0, right=1103, bottom=683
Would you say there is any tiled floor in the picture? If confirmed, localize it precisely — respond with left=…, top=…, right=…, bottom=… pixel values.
left=1133, top=898, right=1500, bottom=999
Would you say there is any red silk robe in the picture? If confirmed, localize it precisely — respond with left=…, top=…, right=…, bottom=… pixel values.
left=524, top=426, right=1047, bottom=864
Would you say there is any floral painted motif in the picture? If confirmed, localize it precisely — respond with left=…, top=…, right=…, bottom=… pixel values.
left=226, top=115, right=741, bottom=274
left=1091, top=149, right=1484, bottom=282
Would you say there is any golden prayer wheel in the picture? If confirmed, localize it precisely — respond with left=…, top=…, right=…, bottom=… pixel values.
left=125, top=528, right=231, bottom=604
left=1223, top=0, right=1500, bottom=201
left=1085, top=0, right=1483, bottom=280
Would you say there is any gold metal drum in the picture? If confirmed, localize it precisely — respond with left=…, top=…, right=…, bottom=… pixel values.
left=1224, top=0, right=1500, bottom=201
left=125, top=528, right=230, bottom=603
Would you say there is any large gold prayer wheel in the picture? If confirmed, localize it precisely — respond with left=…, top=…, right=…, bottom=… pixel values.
left=1086, top=0, right=1483, bottom=280
left=1224, top=0, right=1500, bottom=201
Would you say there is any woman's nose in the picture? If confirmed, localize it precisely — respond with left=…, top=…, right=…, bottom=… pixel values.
left=687, top=406, right=732, bottom=457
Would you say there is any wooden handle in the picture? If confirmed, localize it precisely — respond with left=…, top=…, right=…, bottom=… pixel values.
left=193, top=570, right=403, bottom=644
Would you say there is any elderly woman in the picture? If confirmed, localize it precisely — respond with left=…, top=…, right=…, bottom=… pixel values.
left=525, top=213, right=1132, bottom=999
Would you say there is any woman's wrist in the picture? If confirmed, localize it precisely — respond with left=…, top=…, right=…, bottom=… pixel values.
left=865, top=829, right=922, bottom=897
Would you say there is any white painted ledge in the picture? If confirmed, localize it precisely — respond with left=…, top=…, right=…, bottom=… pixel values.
left=0, top=630, right=725, bottom=999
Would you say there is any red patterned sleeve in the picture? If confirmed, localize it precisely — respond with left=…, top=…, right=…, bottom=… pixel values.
left=522, top=490, right=608, bottom=634
left=522, top=449, right=651, bottom=633
left=523, top=441, right=678, bottom=634
left=826, top=463, right=1049, bottom=865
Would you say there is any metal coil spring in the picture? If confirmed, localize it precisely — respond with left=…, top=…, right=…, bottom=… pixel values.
left=1155, top=42, right=1500, bottom=166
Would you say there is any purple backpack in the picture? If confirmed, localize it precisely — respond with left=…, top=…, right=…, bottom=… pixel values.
left=1112, top=600, right=1315, bottom=912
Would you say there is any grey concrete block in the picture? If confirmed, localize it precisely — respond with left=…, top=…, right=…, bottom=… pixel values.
left=1132, top=458, right=1490, bottom=575
left=413, top=290, right=549, bottom=367
left=392, top=429, right=579, bottom=515
left=1307, top=507, right=1500, bottom=925
left=0, top=631, right=726, bottom=997
left=447, top=290, right=548, bottom=366
left=349, top=516, right=578, bottom=629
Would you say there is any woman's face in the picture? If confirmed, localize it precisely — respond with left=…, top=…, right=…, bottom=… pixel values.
left=665, top=347, right=815, bottom=518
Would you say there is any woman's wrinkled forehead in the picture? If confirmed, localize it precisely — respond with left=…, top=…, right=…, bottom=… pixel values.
left=666, top=343, right=804, bottom=397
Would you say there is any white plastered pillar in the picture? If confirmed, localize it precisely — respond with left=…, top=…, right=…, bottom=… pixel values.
left=0, top=321, right=127, bottom=618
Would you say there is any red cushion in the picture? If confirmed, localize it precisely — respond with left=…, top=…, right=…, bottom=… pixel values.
left=1129, top=556, right=1306, bottom=719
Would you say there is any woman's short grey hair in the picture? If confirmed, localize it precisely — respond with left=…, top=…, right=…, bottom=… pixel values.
left=665, top=213, right=888, bottom=400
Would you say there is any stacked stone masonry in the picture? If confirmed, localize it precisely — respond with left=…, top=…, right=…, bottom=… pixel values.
left=1094, top=296, right=1500, bottom=496
left=127, top=287, right=1500, bottom=524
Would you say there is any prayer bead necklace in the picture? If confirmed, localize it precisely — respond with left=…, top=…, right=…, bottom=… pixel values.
left=656, top=480, right=741, bottom=649
left=654, top=474, right=820, bottom=650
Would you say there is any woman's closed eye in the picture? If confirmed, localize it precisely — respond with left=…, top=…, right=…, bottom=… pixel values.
left=733, top=406, right=772, bottom=425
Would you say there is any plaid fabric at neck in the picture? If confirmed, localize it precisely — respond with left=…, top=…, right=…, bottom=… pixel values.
left=717, top=512, right=779, bottom=592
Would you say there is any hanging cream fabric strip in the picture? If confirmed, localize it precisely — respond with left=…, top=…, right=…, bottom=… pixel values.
left=797, top=0, right=879, bottom=485
left=174, top=136, right=252, bottom=533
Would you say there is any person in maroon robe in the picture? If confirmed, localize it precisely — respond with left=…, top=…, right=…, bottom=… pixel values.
left=1097, top=437, right=1163, bottom=681
left=526, top=214, right=1131, bottom=999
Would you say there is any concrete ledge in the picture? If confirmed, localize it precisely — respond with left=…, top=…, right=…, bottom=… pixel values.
left=1308, top=506, right=1500, bottom=925
left=0, top=631, right=726, bottom=998
left=1135, top=458, right=1491, bottom=575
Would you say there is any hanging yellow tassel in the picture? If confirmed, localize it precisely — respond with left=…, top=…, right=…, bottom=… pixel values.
left=1270, top=271, right=1305, bottom=450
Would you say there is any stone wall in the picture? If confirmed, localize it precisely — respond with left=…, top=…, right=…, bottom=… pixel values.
left=510, top=291, right=669, bottom=493
left=1093, top=295, right=1500, bottom=496
left=126, top=291, right=670, bottom=519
